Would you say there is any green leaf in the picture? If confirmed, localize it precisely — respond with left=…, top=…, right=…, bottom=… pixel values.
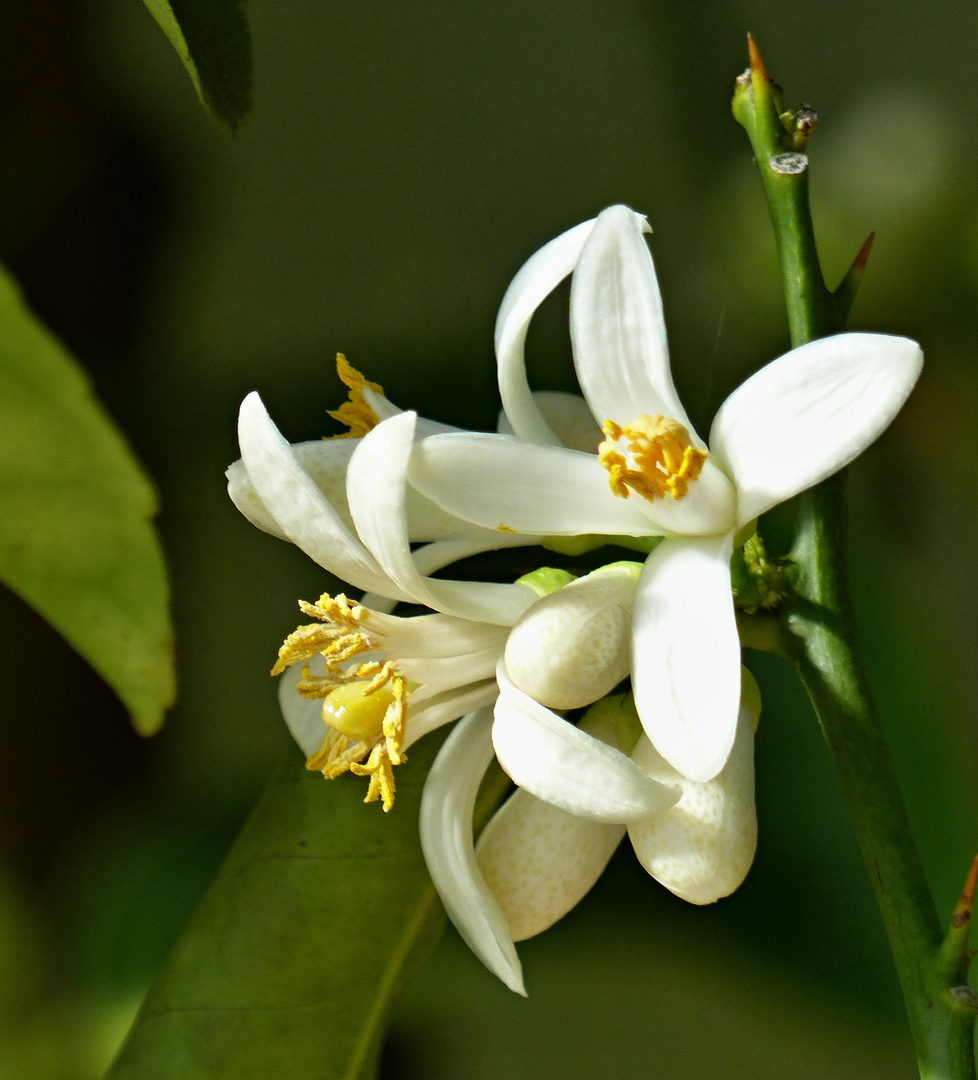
left=142, top=0, right=253, bottom=134
left=0, top=264, right=175, bottom=735
left=106, top=741, right=448, bottom=1080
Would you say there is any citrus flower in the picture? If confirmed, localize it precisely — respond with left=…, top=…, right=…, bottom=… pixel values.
left=226, top=356, right=541, bottom=591
left=421, top=686, right=758, bottom=994
left=230, top=373, right=537, bottom=624
left=419, top=558, right=756, bottom=994
left=274, top=592, right=510, bottom=811
left=230, top=368, right=551, bottom=807
left=407, top=204, right=923, bottom=783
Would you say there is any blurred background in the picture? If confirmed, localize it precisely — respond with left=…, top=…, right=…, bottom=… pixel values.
left=1, top=0, right=977, bottom=1075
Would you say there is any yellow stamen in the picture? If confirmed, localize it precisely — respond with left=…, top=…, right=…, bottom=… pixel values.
left=273, top=591, right=409, bottom=809
left=597, top=414, right=706, bottom=503
left=326, top=353, right=386, bottom=438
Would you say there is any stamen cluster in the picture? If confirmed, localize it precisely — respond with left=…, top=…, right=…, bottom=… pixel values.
left=598, top=414, right=707, bottom=502
left=273, top=593, right=407, bottom=811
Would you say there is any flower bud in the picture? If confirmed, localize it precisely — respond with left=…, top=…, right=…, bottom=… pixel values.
left=503, top=562, right=641, bottom=710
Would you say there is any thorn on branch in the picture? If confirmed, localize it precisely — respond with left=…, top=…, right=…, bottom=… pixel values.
left=834, top=233, right=875, bottom=322
left=936, top=853, right=978, bottom=984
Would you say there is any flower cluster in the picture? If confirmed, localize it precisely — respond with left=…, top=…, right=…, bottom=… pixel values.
left=228, top=205, right=922, bottom=993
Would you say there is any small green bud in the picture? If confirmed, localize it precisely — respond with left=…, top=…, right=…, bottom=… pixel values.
left=731, top=534, right=785, bottom=614
left=516, top=566, right=576, bottom=598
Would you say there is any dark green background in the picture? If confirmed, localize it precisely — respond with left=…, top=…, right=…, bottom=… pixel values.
left=1, top=0, right=976, bottom=1074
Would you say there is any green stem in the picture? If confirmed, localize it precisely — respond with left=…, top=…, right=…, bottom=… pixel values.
left=734, top=41, right=977, bottom=1078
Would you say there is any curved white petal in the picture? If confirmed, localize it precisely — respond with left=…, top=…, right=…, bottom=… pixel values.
left=228, top=440, right=359, bottom=541
left=411, top=533, right=541, bottom=577
left=361, top=386, right=402, bottom=423
left=405, top=490, right=531, bottom=543
left=628, top=705, right=757, bottom=904
left=476, top=789, right=624, bottom=941
left=409, top=432, right=658, bottom=536
left=631, top=534, right=740, bottom=783
left=492, top=668, right=679, bottom=823
left=399, top=648, right=503, bottom=688
left=237, top=393, right=406, bottom=598
left=360, top=535, right=540, bottom=612
left=226, top=458, right=286, bottom=539
left=497, top=391, right=603, bottom=454
left=570, top=206, right=698, bottom=442
left=495, top=219, right=596, bottom=447
left=419, top=709, right=526, bottom=995
left=278, top=655, right=327, bottom=758
left=403, top=681, right=499, bottom=749
left=368, top=611, right=508, bottom=659
left=710, top=332, right=924, bottom=527
left=348, top=413, right=537, bottom=625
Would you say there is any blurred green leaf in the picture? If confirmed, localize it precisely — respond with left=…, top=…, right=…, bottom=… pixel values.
left=107, top=742, right=447, bottom=1080
left=0, top=264, right=174, bottom=734
left=141, top=0, right=253, bottom=133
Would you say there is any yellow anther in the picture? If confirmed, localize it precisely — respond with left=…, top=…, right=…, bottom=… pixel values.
left=326, top=354, right=386, bottom=438
left=597, top=414, right=707, bottom=503
left=276, top=590, right=409, bottom=810
left=351, top=744, right=398, bottom=812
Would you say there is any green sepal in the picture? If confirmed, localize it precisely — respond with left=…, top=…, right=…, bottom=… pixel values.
left=541, top=534, right=661, bottom=557
left=580, top=692, right=642, bottom=755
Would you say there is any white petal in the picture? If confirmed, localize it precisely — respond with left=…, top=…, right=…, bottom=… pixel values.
left=495, top=219, right=596, bottom=447
left=361, top=534, right=540, bottom=612
left=503, top=564, right=637, bottom=709
left=399, top=647, right=502, bottom=688
left=409, top=432, right=658, bottom=536
left=403, top=681, right=499, bottom=749
left=492, top=667, right=679, bottom=823
left=278, top=656, right=327, bottom=758
left=628, top=705, right=757, bottom=904
left=631, top=535, right=740, bottom=783
left=237, top=393, right=405, bottom=598
left=570, top=206, right=698, bottom=442
left=227, top=439, right=359, bottom=540
left=497, top=391, right=603, bottom=454
left=710, top=332, right=924, bottom=527
left=361, top=386, right=402, bottom=423
left=419, top=708, right=526, bottom=994
left=476, top=789, right=624, bottom=941
left=347, top=413, right=537, bottom=625
left=367, top=610, right=509, bottom=660
left=410, top=533, right=541, bottom=577
left=226, top=457, right=287, bottom=539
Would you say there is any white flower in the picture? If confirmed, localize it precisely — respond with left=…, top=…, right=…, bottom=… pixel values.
left=230, top=362, right=538, bottom=625
left=420, top=560, right=733, bottom=994
left=274, top=592, right=509, bottom=811
left=408, top=204, right=923, bottom=782
left=421, top=686, right=758, bottom=994
left=229, top=362, right=550, bottom=807
left=227, top=355, right=515, bottom=558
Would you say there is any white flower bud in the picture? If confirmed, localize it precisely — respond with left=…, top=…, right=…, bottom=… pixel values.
left=503, top=562, right=641, bottom=710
